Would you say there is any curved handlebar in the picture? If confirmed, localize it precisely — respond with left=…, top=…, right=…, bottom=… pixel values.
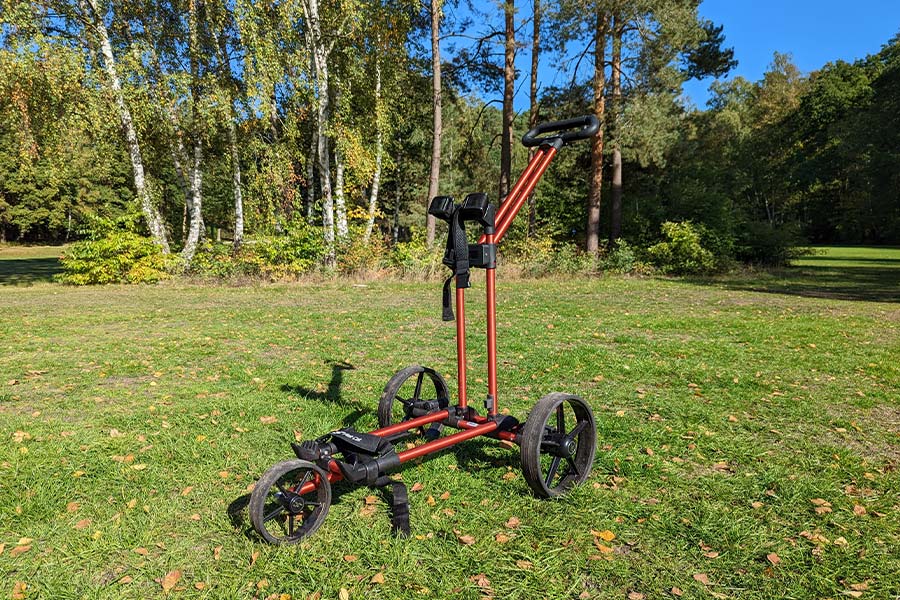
left=521, top=115, right=600, bottom=148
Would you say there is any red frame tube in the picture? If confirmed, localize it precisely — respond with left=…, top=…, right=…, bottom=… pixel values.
left=485, top=237, right=498, bottom=414
left=455, top=287, right=468, bottom=408
left=398, top=420, right=498, bottom=462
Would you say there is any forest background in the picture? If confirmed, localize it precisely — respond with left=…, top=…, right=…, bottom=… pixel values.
left=1, top=0, right=898, bottom=283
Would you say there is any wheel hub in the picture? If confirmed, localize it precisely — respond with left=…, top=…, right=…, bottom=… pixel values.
left=560, top=437, right=577, bottom=457
left=279, top=491, right=307, bottom=513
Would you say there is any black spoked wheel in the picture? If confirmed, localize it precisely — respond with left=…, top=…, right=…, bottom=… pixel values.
left=377, top=365, right=448, bottom=438
left=520, top=393, right=597, bottom=498
left=250, top=460, right=331, bottom=544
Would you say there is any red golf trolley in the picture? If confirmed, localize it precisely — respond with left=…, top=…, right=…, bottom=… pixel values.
left=250, top=115, right=601, bottom=544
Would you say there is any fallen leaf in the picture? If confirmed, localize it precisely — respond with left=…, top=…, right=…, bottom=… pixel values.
left=810, top=498, right=831, bottom=507
left=457, top=534, right=476, bottom=545
left=593, top=529, right=616, bottom=542
left=848, top=582, right=869, bottom=591
left=834, top=536, right=849, bottom=547
left=593, top=542, right=613, bottom=554
left=256, top=579, right=268, bottom=589
left=628, top=592, right=645, bottom=600
left=9, top=545, right=31, bottom=557
left=343, top=555, right=358, bottom=562
left=371, top=572, right=386, bottom=584
left=118, top=576, right=133, bottom=585
left=815, top=506, right=833, bottom=515
left=515, top=560, right=533, bottom=570
left=410, top=483, right=424, bottom=492
left=250, top=550, right=259, bottom=566
left=766, top=552, right=780, bottom=565
left=727, top=415, right=738, bottom=422
left=494, top=533, right=511, bottom=544
left=66, top=501, right=80, bottom=512
left=218, top=471, right=230, bottom=479
left=160, top=570, right=182, bottom=593
left=181, top=486, right=194, bottom=496
left=134, top=547, right=149, bottom=556
left=440, top=491, right=451, bottom=500
left=751, top=501, right=764, bottom=509
left=843, top=592, right=863, bottom=599
left=364, top=495, right=379, bottom=505
left=853, top=504, right=867, bottom=516
left=338, top=588, right=349, bottom=600
left=11, top=581, right=26, bottom=600
left=505, top=516, right=521, bottom=528
left=74, top=519, right=92, bottom=530
left=213, top=546, right=222, bottom=560
left=502, top=471, right=517, bottom=480
left=260, top=416, right=278, bottom=425
left=0, top=543, right=5, bottom=555
left=693, top=573, right=710, bottom=585
left=130, top=464, right=148, bottom=471
left=109, top=428, right=124, bottom=438
left=671, top=587, right=683, bottom=597
left=189, top=513, right=201, bottom=521
left=194, top=582, right=206, bottom=590
left=425, top=496, right=436, bottom=506
left=703, top=551, right=720, bottom=559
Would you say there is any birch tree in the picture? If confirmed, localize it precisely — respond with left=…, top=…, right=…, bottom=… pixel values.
left=425, top=0, right=442, bottom=248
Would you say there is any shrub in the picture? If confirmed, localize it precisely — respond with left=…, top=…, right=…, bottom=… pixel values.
left=58, top=231, right=177, bottom=285
left=735, top=221, right=810, bottom=266
left=647, top=221, right=717, bottom=275
left=388, top=233, right=444, bottom=278
left=337, top=226, right=388, bottom=275
left=601, top=239, right=642, bottom=274
left=254, top=221, right=326, bottom=278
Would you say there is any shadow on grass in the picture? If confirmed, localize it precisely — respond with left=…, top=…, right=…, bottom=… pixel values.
left=687, top=264, right=900, bottom=303
left=0, top=256, right=62, bottom=285
left=281, top=362, right=371, bottom=424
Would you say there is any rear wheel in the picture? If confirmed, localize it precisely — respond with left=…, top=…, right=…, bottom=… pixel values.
left=520, top=393, right=596, bottom=498
left=249, top=460, right=331, bottom=544
left=378, top=365, right=448, bottom=438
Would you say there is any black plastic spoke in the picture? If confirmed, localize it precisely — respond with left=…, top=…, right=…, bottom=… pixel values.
left=263, top=505, right=285, bottom=523
left=413, top=372, right=424, bottom=401
left=288, top=514, right=295, bottom=535
left=565, top=456, right=581, bottom=477
left=545, top=455, right=562, bottom=486
left=566, top=420, right=588, bottom=440
left=291, top=470, right=312, bottom=493
left=556, top=404, right=566, bottom=434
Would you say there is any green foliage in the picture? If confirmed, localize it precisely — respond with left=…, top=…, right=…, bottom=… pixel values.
left=253, top=221, right=327, bottom=278
left=388, top=233, right=444, bottom=278
left=734, top=221, right=811, bottom=266
left=57, top=230, right=175, bottom=285
left=647, top=221, right=717, bottom=275
left=600, top=239, right=648, bottom=274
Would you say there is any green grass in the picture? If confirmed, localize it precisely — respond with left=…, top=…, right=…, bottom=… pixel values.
left=0, top=245, right=65, bottom=285
left=1, top=247, right=898, bottom=599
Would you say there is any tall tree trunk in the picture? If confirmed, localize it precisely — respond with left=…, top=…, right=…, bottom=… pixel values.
left=303, top=0, right=335, bottom=265
left=527, top=0, right=541, bottom=236
left=334, top=145, right=348, bottom=239
left=227, top=119, right=244, bottom=250
left=307, top=128, right=316, bottom=222
left=81, top=0, right=169, bottom=252
left=587, top=10, right=608, bottom=254
left=609, top=18, right=623, bottom=245
left=499, top=0, right=516, bottom=200
left=364, top=57, right=384, bottom=244
left=213, top=30, right=244, bottom=251
left=425, top=0, right=442, bottom=248
left=181, top=0, right=204, bottom=264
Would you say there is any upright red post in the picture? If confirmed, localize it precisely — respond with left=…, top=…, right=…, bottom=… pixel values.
left=485, top=233, right=498, bottom=415
left=455, top=286, right=468, bottom=409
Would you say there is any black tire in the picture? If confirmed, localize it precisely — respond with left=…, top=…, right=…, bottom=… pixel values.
left=377, top=365, right=449, bottom=437
left=520, top=393, right=597, bottom=498
left=249, top=460, right=331, bottom=544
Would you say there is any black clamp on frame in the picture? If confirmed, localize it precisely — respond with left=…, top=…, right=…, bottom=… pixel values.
left=428, top=193, right=496, bottom=321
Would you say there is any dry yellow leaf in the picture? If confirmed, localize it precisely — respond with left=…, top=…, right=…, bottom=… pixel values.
left=505, top=516, right=521, bottom=528
left=9, top=545, right=31, bottom=557
left=11, top=581, right=26, bottom=600
left=410, top=482, right=424, bottom=492
left=693, top=573, right=710, bottom=585
left=425, top=495, right=436, bottom=506
left=213, top=545, right=222, bottom=560
left=74, top=519, right=92, bottom=530
left=370, top=572, right=386, bottom=584
left=594, top=529, right=616, bottom=542
left=515, top=560, right=533, bottom=570
left=495, top=533, right=511, bottom=544
left=260, top=416, right=278, bottom=424
left=457, top=534, right=476, bottom=545
left=671, top=587, right=683, bottom=597
left=118, top=576, right=133, bottom=585
left=338, top=588, right=350, bottom=600
left=134, top=547, right=149, bottom=556
left=343, top=554, right=358, bottom=562
left=181, top=486, right=194, bottom=497
left=440, top=491, right=451, bottom=500
left=766, top=552, right=780, bottom=565
left=66, top=501, right=80, bottom=512
left=194, top=582, right=206, bottom=590
left=853, top=504, right=867, bottom=516
left=160, top=570, right=182, bottom=593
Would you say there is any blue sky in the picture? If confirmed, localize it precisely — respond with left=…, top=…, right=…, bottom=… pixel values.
left=464, top=0, right=900, bottom=111
left=682, top=0, right=900, bottom=107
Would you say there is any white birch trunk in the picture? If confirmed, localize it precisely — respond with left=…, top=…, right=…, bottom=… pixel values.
left=364, top=58, right=383, bottom=244
left=303, top=0, right=335, bottom=265
left=83, top=0, right=169, bottom=252
left=182, top=140, right=204, bottom=261
left=307, top=128, right=316, bottom=222
left=334, top=145, right=348, bottom=239
left=228, top=120, right=244, bottom=250
left=426, top=0, right=443, bottom=247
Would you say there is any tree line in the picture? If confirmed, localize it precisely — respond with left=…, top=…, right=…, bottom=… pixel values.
left=1, top=0, right=897, bottom=273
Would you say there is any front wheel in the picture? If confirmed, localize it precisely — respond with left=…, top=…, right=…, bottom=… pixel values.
left=520, top=393, right=597, bottom=498
left=249, top=460, right=331, bottom=544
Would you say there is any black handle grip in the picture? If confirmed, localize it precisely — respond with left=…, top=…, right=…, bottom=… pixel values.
left=521, top=115, right=600, bottom=148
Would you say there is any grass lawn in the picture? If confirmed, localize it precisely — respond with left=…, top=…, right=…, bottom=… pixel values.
left=1, top=247, right=898, bottom=599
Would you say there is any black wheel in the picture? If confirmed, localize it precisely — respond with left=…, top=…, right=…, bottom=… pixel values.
left=378, top=365, right=448, bottom=438
left=520, top=393, right=597, bottom=498
left=250, top=460, right=331, bottom=544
